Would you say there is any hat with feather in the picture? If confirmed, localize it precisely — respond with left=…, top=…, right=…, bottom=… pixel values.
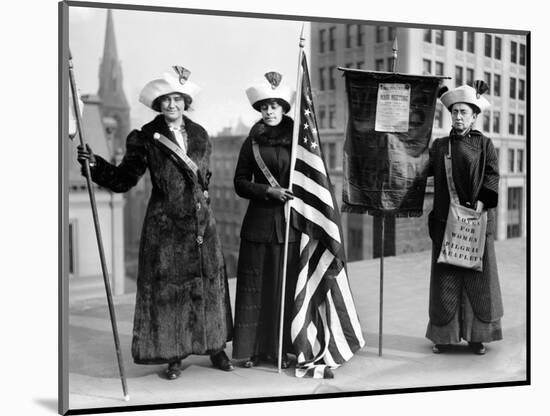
left=139, top=66, right=201, bottom=111
left=246, top=71, right=295, bottom=113
left=439, top=80, right=491, bottom=114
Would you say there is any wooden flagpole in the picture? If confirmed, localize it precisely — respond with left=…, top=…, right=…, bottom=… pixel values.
left=277, top=24, right=306, bottom=373
left=68, top=50, right=129, bottom=401
left=378, top=37, right=398, bottom=357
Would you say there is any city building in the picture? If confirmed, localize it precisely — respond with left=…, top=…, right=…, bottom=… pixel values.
left=310, top=23, right=527, bottom=260
left=97, top=9, right=148, bottom=278
left=67, top=94, right=126, bottom=302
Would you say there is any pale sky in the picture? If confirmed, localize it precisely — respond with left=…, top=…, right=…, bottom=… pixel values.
left=69, top=6, right=310, bottom=136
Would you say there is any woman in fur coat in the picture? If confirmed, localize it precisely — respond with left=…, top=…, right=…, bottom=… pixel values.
left=232, top=72, right=299, bottom=369
left=77, top=66, right=233, bottom=380
left=426, top=82, right=503, bottom=355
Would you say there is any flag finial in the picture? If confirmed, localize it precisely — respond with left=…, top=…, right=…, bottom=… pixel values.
left=173, top=65, right=191, bottom=85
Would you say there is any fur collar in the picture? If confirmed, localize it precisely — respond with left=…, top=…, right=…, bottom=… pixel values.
left=141, top=114, right=208, bottom=157
left=249, top=115, right=294, bottom=146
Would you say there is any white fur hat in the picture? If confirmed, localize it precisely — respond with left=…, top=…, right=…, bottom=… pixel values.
left=139, top=66, right=201, bottom=111
left=246, top=72, right=295, bottom=113
left=439, top=81, right=490, bottom=114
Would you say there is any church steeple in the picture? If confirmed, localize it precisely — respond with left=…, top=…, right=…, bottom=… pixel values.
left=97, top=9, right=130, bottom=153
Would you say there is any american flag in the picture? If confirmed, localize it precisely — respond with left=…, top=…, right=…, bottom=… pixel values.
left=289, top=51, right=365, bottom=378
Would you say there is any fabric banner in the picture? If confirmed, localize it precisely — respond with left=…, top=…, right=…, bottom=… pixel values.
left=340, top=70, right=443, bottom=217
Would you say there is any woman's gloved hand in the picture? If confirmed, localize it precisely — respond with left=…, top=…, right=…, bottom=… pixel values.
left=266, top=186, right=294, bottom=203
left=77, top=144, right=97, bottom=168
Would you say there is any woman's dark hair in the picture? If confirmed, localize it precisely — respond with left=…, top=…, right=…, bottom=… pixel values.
left=152, top=93, right=192, bottom=112
left=253, top=98, right=290, bottom=114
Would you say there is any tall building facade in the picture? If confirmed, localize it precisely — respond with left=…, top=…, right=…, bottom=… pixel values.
left=97, top=9, right=150, bottom=278
left=310, top=23, right=528, bottom=261
left=210, top=134, right=249, bottom=277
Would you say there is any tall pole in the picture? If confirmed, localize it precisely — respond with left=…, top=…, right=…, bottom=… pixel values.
left=392, top=37, right=398, bottom=72
left=277, top=24, right=306, bottom=373
left=68, top=50, right=129, bottom=401
left=378, top=216, right=385, bottom=356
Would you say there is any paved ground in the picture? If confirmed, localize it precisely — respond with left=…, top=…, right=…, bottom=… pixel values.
left=65, top=238, right=527, bottom=413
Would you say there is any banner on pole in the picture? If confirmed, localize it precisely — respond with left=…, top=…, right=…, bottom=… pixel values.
left=340, top=69, right=444, bottom=217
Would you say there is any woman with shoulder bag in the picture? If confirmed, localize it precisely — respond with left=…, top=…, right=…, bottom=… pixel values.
left=425, top=81, right=503, bottom=355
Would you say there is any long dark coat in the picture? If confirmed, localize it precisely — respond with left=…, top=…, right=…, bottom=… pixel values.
left=232, top=116, right=300, bottom=359
left=427, top=129, right=503, bottom=326
left=88, top=114, right=232, bottom=364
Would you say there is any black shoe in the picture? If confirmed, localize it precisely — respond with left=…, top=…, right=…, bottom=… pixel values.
left=280, top=353, right=290, bottom=369
left=164, top=361, right=181, bottom=380
left=432, top=344, right=445, bottom=354
left=210, top=350, right=234, bottom=371
left=468, top=342, right=487, bottom=355
left=244, top=355, right=260, bottom=368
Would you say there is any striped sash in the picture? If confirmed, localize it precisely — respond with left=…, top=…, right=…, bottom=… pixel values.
left=154, top=132, right=199, bottom=177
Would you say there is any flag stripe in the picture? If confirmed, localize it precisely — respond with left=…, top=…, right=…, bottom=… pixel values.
left=292, top=199, right=341, bottom=243
left=293, top=169, right=334, bottom=209
left=294, top=159, right=332, bottom=195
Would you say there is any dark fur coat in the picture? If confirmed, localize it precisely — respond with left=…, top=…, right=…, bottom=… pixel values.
left=427, top=129, right=503, bottom=326
left=89, top=114, right=232, bottom=364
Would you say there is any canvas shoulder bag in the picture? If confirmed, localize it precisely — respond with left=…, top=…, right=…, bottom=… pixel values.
left=437, top=139, right=488, bottom=271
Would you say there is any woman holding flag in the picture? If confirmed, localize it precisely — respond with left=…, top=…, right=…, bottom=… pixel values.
left=76, top=66, right=234, bottom=380
left=232, top=72, right=299, bottom=369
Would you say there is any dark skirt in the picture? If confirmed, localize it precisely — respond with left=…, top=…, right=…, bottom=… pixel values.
left=232, top=239, right=300, bottom=359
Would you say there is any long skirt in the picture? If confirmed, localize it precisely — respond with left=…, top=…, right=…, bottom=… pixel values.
left=426, top=287, right=503, bottom=344
left=232, top=239, right=300, bottom=359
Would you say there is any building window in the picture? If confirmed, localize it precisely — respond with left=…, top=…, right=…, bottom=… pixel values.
left=483, top=111, right=491, bottom=132
left=508, top=149, right=515, bottom=172
left=328, top=105, right=336, bottom=129
left=357, top=24, right=364, bottom=46
left=467, top=32, right=475, bottom=52
left=329, top=66, right=336, bottom=90
left=319, top=105, right=326, bottom=129
left=434, top=105, right=443, bottom=129
left=466, top=68, right=474, bottom=86
left=484, top=72, right=491, bottom=94
left=376, top=25, right=384, bottom=43
left=519, top=44, right=526, bottom=65
left=518, top=79, right=525, bottom=100
left=517, top=149, right=524, bottom=173
left=510, top=77, right=517, bottom=99
left=375, top=59, right=384, bottom=71
left=329, top=27, right=336, bottom=51
left=518, top=114, right=525, bottom=135
left=435, top=61, right=444, bottom=76
left=511, top=41, right=517, bottom=63
left=356, top=60, right=364, bottom=69
left=423, top=59, right=432, bottom=75
left=493, top=111, right=500, bottom=133
left=455, top=66, right=464, bottom=87
left=484, top=34, right=492, bottom=57
left=456, top=31, right=464, bottom=50
left=509, top=113, right=516, bottom=135
left=388, top=26, right=396, bottom=41
left=327, top=142, right=336, bottom=169
left=423, top=29, right=432, bottom=43
left=435, top=30, right=445, bottom=45
left=319, top=68, right=325, bottom=91
left=494, top=74, right=501, bottom=96
left=495, top=36, right=502, bottom=60
left=345, top=24, right=352, bottom=48
left=319, top=29, right=326, bottom=53
left=507, top=187, right=522, bottom=238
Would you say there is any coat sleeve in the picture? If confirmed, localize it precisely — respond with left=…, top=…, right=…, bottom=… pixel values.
left=233, top=137, right=270, bottom=200
left=477, top=137, right=499, bottom=208
left=87, top=129, right=148, bottom=193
